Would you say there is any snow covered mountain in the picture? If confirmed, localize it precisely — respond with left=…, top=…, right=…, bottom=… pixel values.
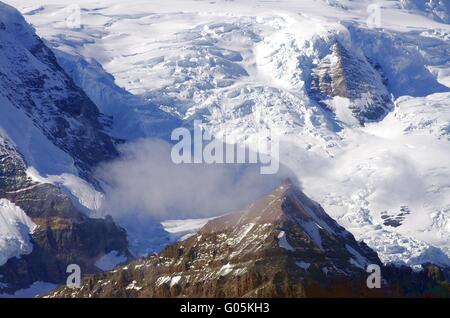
left=400, top=0, right=450, bottom=24
left=0, top=2, right=131, bottom=294
left=1, top=0, right=449, bottom=296
left=8, top=0, right=448, bottom=266
left=47, top=180, right=450, bottom=298
left=0, top=198, right=36, bottom=267
left=0, top=133, right=129, bottom=294
left=309, top=41, right=393, bottom=125
left=0, top=1, right=120, bottom=187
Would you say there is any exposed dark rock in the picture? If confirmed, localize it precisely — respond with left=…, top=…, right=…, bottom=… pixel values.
left=0, top=138, right=35, bottom=193
left=0, top=214, right=129, bottom=294
left=381, top=206, right=411, bottom=228
left=0, top=136, right=130, bottom=294
left=309, top=42, right=393, bottom=125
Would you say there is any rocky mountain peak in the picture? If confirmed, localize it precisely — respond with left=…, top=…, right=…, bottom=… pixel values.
left=309, top=40, right=393, bottom=125
left=200, top=178, right=294, bottom=231
left=47, top=180, right=386, bottom=298
left=201, top=177, right=331, bottom=232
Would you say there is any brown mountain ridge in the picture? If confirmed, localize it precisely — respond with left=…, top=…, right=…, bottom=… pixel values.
left=46, top=179, right=450, bottom=298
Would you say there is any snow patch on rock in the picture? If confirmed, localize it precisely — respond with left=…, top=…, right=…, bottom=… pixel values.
left=0, top=199, right=36, bottom=266
left=277, top=230, right=295, bottom=251
left=95, top=251, right=127, bottom=271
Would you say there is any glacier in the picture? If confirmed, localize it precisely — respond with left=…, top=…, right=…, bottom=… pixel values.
left=2, top=0, right=450, bottom=267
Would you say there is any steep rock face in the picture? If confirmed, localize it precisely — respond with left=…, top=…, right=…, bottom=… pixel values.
left=0, top=136, right=130, bottom=294
left=0, top=138, right=34, bottom=193
left=0, top=2, right=117, bottom=186
left=48, top=180, right=387, bottom=298
left=309, top=42, right=393, bottom=125
left=0, top=3, right=132, bottom=294
left=0, top=213, right=129, bottom=294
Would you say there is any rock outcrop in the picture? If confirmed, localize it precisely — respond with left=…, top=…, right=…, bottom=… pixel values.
left=309, top=42, right=393, bottom=125
left=0, top=132, right=129, bottom=294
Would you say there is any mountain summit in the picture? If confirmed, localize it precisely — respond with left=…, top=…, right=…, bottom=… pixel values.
left=309, top=42, right=393, bottom=125
left=48, top=179, right=385, bottom=297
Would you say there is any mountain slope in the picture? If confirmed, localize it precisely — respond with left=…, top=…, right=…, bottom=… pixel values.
left=0, top=2, right=117, bottom=186
left=0, top=135, right=130, bottom=294
left=48, top=180, right=383, bottom=297
left=48, top=180, right=450, bottom=298
left=309, top=41, right=393, bottom=125
left=0, top=3, right=131, bottom=294
left=3, top=0, right=450, bottom=271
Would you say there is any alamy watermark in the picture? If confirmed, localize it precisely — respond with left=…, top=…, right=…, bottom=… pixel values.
left=366, top=264, right=381, bottom=289
left=66, top=264, right=81, bottom=289
left=366, top=2, right=382, bottom=29
left=170, top=120, right=280, bottom=174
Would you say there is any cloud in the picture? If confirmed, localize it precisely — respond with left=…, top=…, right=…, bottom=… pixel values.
left=96, top=138, right=288, bottom=220
left=371, top=152, right=427, bottom=206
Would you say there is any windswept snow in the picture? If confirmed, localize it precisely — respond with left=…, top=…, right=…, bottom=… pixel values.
left=328, top=97, right=360, bottom=127
left=26, top=167, right=104, bottom=215
left=295, top=261, right=311, bottom=270
left=162, top=218, right=212, bottom=236
left=95, top=250, right=127, bottom=271
left=0, top=199, right=36, bottom=266
left=0, top=281, right=56, bottom=298
left=277, top=230, right=295, bottom=251
left=162, top=217, right=214, bottom=242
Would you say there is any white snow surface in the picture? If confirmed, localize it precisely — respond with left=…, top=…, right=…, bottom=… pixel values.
left=295, top=261, right=311, bottom=270
left=170, top=275, right=181, bottom=287
left=0, top=199, right=36, bottom=266
left=0, top=281, right=57, bottom=298
left=95, top=250, right=127, bottom=271
left=162, top=217, right=214, bottom=242
left=277, top=230, right=295, bottom=251
left=26, top=167, right=104, bottom=215
left=218, top=263, right=234, bottom=276
left=400, top=0, right=450, bottom=24
left=2, top=0, right=450, bottom=266
left=162, top=217, right=213, bottom=235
